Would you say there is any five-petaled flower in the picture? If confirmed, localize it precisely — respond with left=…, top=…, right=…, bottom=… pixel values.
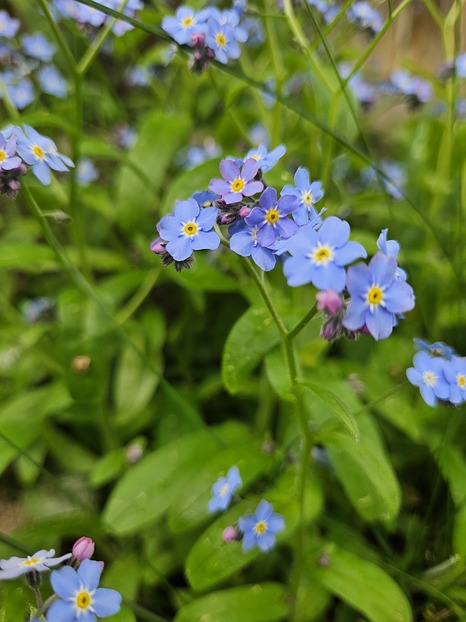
left=406, top=351, right=450, bottom=407
left=238, top=499, right=285, bottom=552
left=0, top=549, right=71, bottom=580
left=281, top=166, right=324, bottom=226
left=208, top=465, right=242, bottom=512
left=47, top=558, right=121, bottom=622
left=209, top=158, right=263, bottom=204
left=157, top=198, right=220, bottom=261
left=245, top=187, right=298, bottom=247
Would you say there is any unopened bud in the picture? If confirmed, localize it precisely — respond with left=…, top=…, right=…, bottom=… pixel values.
left=238, top=206, right=252, bottom=218
left=150, top=237, right=166, bottom=255
left=316, top=290, right=344, bottom=315
left=222, top=526, right=238, bottom=542
left=72, top=536, right=95, bottom=561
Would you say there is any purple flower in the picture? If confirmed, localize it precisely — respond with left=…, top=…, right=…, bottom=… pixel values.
left=0, top=132, right=21, bottom=172
left=208, top=466, right=242, bottom=512
left=209, top=158, right=263, bottom=204
left=245, top=187, right=298, bottom=247
left=157, top=198, right=220, bottom=261
left=206, top=19, right=240, bottom=64
left=283, top=216, right=367, bottom=291
left=161, top=7, right=209, bottom=45
left=244, top=144, right=286, bottom=172
left=444, top=355, right=466, bottom=405
left=406, top=351, right=450, bottom=407
left=281, top=166, right=324, bottom=226
left=343, top=252, right=415, bottom=340
left=229, top=219, right=277, bottom=272
left=48, top=559, right=121, bottom=622
left=238, top=500, right=285, bottom=552
left=0, top=549, right=71, bottom=580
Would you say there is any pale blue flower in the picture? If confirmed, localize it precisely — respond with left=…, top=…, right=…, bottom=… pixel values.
left=208, top=466, right=242, bottom=512
left=238, top=500, right=285, bottom=552
left=406, top=351, right=450, bottom=407
left=0, top=549, right=71, bottom=580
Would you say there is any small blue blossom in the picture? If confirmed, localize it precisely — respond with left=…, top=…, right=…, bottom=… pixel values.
left=206, top=19, right=240, bottom=64
left=456, top=53, right=466, bottom=79
left=245, top=187, right=298, bottom=247
left=377, top=229, right=407, bottom=280
left=406, top=351, right=450, bottom=407
left=238, top=499, right=285, bottom=552
left=0, top=549, right=71, bottom=580
left=283, top=216, right=367, bottom=291
left=413, top=339, right=456, bottom=359
left=37, top=65, right=68, bottom=98
left=4, top=79, right=35, bottom=110
left=281, top=166, right=324, bottom=226
left=77, top=157, right=99, bottom=186
left=48, top=559, right=122, bottom=622
left=444, top=355, right=466, bottom=405
left=229, top=219, right=277, bottom=272
left=347, top=1, right=384, bottom=33
left=0, top=132, right=21, bottom=172
left=162, top=7, right=209, bottom=45
left=209, top=158, right=263, bottom=204
left=343, top=252, right=415, bottom=340
left=244, top=144, right=286, bottom=172
left=21, top=33, right=56, bottom=62
left=390, top=69, right=432, bottom=104
left=157, top=198, right=220, bottom=261
left=208, top=466, right=242, bottom=512
left=0, top=10, right=20, bottom=38
left=192, top=189, right=218, bottom=208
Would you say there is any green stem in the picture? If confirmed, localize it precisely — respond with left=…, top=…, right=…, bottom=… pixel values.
left=115, top=268, right=161, bottom=326
left=37, top=0, right=76, bottom=71
left=288, top=303, right=318, bottom=340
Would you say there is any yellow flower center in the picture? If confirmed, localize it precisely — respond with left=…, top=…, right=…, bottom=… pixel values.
left=301, top=190, right=313, bottom=206
left=219, top=483, right=229, bottom=497
left=215, top=32, right=227, bottom=47
left=366, top=286, right=383, bottom=306
left=183, top=222, right=198, bottom=236
left=182, top=17, right=194, bottom=28
left=422, top=370, right=437, bottom=387
left=265, top=208, right=279, bottom=224
left=0, top=150, right=6, bottom=162
left=231, top=178, right=245, bottom=192
left=311, top=244, right=333, bottom=266
left=33, top=145, right=45, bottom=159
left=23, top=557, right=40, bottom=566
left=254, top=520, right=268, bottom=535
left=250, top=153, right=260, bottom=160
left=76, top=591, right=91, bottom=609
left=457, top=374, right=466, bottom=388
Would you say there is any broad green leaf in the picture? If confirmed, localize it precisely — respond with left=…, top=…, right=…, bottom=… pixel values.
left=426, top=433, right=466, bottom=507
left=303, top=380, right=359, bottom=441
left=174, top=583, right=290, bottom=622
left=0, top=243, right=57, bottom=272
left=42, top=422, right=97, bottom=474
left=314, top=544, right=412, bottom=622
left=222, top=306, right=281, bottom=394
left=90, top=450, right=126, bottom=488
left=103, top=422, right=252, bottom=535
left=168, top=437, right=274, bottom=533
left=115, top=111, right=191, bottom=232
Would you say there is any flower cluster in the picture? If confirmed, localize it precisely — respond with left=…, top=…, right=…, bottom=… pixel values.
left=0, top=537, right=121, bottom=621
left=150, top=145, right=415, bottom=341
left=208, top=466, right=285, bottom=552
left=52, top=0, right=143, bottom=37
left=0, top=12, right=68, bottom=109
left=407, top=340, right=466, bottom=407
left=161, top=4, right=248, bottom=71
left=0, top=124, right=74, bottom=195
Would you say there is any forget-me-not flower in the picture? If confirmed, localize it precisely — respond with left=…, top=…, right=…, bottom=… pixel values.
left=206, top=19, right=240, bottom=64
left=158, top=198, right=220, bottom=261
left=0, top=132, right=21, bottom=172
left=37, top=65, right=68, bottom=98
left=377, top=229, right=407, bottom=280
left=15, top=125, right=74, bottom=185
left=283, top=216, right=367, bottom=291
left=48, top=559, right=122, bottom=622
left=0, top=10, right=20, bottom=38
left=444, top=356, right=466, bottom=405
left=229, top=219, right=277, bottom=271
left=209, top=158, right=263, bottom=204
left=343, top=252, right=415, bottom=340
left=21, top=33, right=56, bottom=62
left=406, top=351, right=450, bottom=407
left=245, top=187, right=298, bottom=247
left=281, top=166, right=324, bottom=226
left=0, top=549, right=71, bottom=580
left=238, top=499, right=285, bottom=552
left=244, top=144, right=286, bottom=172
left=413, top=338, right=455, bottom=359
left=208, top=465, right=242, bottom=512
left=162, top=7, right=209, bottom=45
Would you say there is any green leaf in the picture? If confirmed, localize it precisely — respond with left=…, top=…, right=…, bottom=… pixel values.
left=174, top=583, right=290, bottom=622
left=103, top=422, right=252, bottom=535
left=314, top=544, right=413, bottom=622
left=90, top=450, right=126, bottom=488
left=426, top=433, right=466, bottom=507
left=115, top=111, right=191, bottom=232
left=0, top=243, right=57, bottom=272
left=222, top=306, right=281, bottom=394
left=42, top=422, right=97, bottom=474
left=302, top=380, right=359, bottom=441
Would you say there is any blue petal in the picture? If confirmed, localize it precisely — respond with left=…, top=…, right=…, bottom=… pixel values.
left=294, top=166, right=310, bottom=189
left=383, top=281, right=415, bottom=314
left=197, top=206, right=218, bottom=230
left=312, top=263, right=346, bottom=293
left=275, top=217, right=298, bottom=239
left=319, top=216, right=350, bottom=247
left=32, top=161, right=51, bottom=185
left=157, top=215, right=180, bottom=240
left=166, top=237, right=192, bottom=261
left=256, top=499, right=273, bottom=521
left=46, top=600, right=76, bottom=622
left=259, top=187, right=277, bottom=210
left=191, top=230, right=220, bottom=251
left=334, top=241, right=367, bottom=266
left=256, top=224, right=276, bottom=248
left=406, top=367, right=422, bottom=386
left=283, top=257, right=315, bottom=286
left=345, top=262, right=370, bottom=297
left=78, top=559, right=102, bottom=591
left=366, top=307, right=394, bottom=340
left=92, top=588, right=122, bottom=616
left=343, top=297, right=367, bottom=331
left=242, top=531, right=257, bottom=551
left=230, top=231, right=254, bottom=257
left=369, top=253, right=396, bottom=286
left=51, top=565, right=79, bottom=597
left=174, top=199, right=199, bottom=222
left=257, top=532, right=276, bottom=551
left=251, top=245, right=276, bottom=271
left=219, top=159, right=240, bottom=182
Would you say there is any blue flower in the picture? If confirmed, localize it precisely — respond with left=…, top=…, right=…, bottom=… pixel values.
left=0, top=132, right=21, bottom=172
left=0, top=549, right=71, bottom=580
left=376, top=229, right=407, bottom=280
left=162, top=7, right=209, bottom=45
left=343, top=252, right=415, bottom=340
left=244, top=144, right=286, bottom=172
left=77, top=157, right=99, bottom=186
left=413, top=338, right=456, bottom=359
left=0, top=10, right=20, bottom=38
left=37, top=65, right=68, bottom=99
left=15, top=125, right=74, bottom=185
left=206, top=19, right=240, bottom=64
left=390, top=69, right=432, bottom=104
left=456, top=53, right=466, bottom=79
left=406, top=351, right=450, bottom=407
left=157, top=198, right=220, bottom=261
left=48, top=559, right=121, bottom=622
left=229, top=219, right=277, bottom=272
left=444, top=355, right=466, bottom=405
left=283, top=216, right=367, bottom=291
left=238, top=500, right=285, bottom=552
left=208, top=466, right=242, bottom=512
left=5, top=79, right=35, bottom=110
left=21, top=33, right=56, bottom=62
left=281, top=167, right=324, bottom=226
left=346, top=1, right=383, bottom=33
left=245, top=187, right=298, bottom=247
left=209, top=158, right=263, bottom=205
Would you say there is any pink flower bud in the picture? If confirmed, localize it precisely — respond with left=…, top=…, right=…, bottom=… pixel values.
left=72, top=536, right=95, bottom=561
left=238, top=206, right=252, bottom=218
left=316, top=290, right=344, bottom=315
left=150, top=237, right=166, bottom=255
left=222, top=526, right=238, bottom=542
